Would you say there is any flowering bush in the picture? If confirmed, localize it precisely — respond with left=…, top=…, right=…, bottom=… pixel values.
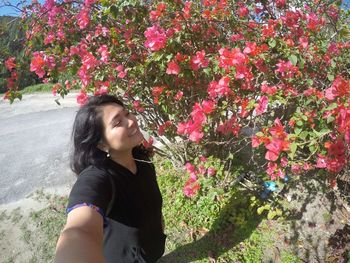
left=4, top=0, right=350, bottom=196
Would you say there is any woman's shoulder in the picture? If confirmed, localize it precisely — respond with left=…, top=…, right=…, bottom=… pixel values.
left=78, top=164, right=109, bottom=179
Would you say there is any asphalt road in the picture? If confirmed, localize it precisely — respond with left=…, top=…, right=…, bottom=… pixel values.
left=0, top=93, right=79, bottom=204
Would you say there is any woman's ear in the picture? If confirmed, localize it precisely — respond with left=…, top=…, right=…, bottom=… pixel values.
left=97, top=142, right=108, bottom=153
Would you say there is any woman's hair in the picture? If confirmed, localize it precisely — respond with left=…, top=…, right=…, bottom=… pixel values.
left=70, top=94, right=152, bottom=175
left=70, top=94, right=124, bottom=175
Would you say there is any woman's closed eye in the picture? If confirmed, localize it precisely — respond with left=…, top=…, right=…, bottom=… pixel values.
left=113, top=120, right=121, bottom=127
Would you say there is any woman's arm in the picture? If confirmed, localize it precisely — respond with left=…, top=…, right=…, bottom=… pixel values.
left=55, top=206, right=105, bottom=263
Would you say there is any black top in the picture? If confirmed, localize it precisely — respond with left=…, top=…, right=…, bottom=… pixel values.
left=67, top=154, right=166, bottom=263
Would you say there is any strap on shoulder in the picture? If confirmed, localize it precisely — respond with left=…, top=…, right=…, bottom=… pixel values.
left=106, top=173, right=116, bottom=216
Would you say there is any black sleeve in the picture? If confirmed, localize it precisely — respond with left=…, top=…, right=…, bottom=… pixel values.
left=67, top=166, right=112, bottom=215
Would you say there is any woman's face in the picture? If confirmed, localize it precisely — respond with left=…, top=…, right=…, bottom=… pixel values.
left=99, top=103, right=144, bottom=153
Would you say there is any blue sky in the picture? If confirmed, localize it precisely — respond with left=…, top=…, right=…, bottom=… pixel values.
left=0, top=0, right=350, bottom=16
left=0, top=0, right=44, bottom=16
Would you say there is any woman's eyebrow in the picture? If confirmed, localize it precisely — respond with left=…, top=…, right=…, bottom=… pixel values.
left=109, top=109, right=126, bottom=126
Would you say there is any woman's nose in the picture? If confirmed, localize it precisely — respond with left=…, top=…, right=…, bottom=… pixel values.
left=127, top=116, right=135, bottom=128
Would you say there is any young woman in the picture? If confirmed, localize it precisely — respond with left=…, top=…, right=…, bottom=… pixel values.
left=55, top=94, right=166, bottom=263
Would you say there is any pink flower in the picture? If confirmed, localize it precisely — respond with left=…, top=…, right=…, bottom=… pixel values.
left=325, top=76, right=350, bottom=101
left=118, top=71, right=127, bottom=78
left=77, top=91, right=88, bottom=105
left=30, top=52, right=46, bottom=78
left=276, top=0, right=286, bottom=8
left=189, top=50, right=209, bottom=71
left=217, top=116, right=240, bottom=136
left=166, top=60, right=180, bottom=75
left=174, top=91, right=183, bottom=100
left=237, top=2, right=249, bottom=18
left=98, top=45, right=110, bottom=63
left=207, top=76, right=232, bottom=99
left=275, top=60, right=298, bottom=78
left=44, top=32, right=55, bottom=45
left=261, top=82, right=277, bottom=95
left=185, top=162, right=196, bottom=174
left=143, top=136, right=154, bottom=148
left=218, top=48, right=248, bottom=70
left=84, top=0, right=96, bottom=6
left=5, top=57, right=16, bottom=71
left=265, top=138, right=290, bottom=161
left=266, top=162, right=277, bottom=177
left=243, top=42, right=257, bottom=55
left=77, top=8, right=90, bottom=29
left=291, top=164, right=302, bottom=175
left=133, top=100, right=145, bottom=112
left=281, top=157, right=288, bottom=167
left=82, top=52, right=98, bottom=70
left=255, top=96, right=268, bottom=116
left=144, top=25, right=167, bottom=51
left=116, top=64, right=127, bottom=78
left=252, top=136, right=260, bottom=148
left=207, top=167, right=216, bottom=176
left=201, top=100, right=215, bottom=114
left=158, top=121, right=172, bottom=136
left=299, top=36, right=308, bottom=49
left=183, top=177, right=200, bottom=198
left=189, top=130, right=204, bottom=143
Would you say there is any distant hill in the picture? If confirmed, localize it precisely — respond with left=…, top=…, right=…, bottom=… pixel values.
left=0, top=16, right=24, bottom=60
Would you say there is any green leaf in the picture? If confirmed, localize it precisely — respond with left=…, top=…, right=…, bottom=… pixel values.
left=331, top=60, right=336, bottom=68
left=267, top=211, right=276, bottom=220
left=268, top=39, right=276, bottom=48
left=257, top=204, right=270, bottom=215
left=299, top=131, right=309, bottom=140
left=203, top=68, right=211, bottom=75
left=327, top=115, right=335, bottom=124
left=296, top=120, right=303, bottom=127
left=308, top=144, right=316, bottom=153
left=307, top=79, right=314, bottom=86
left=327, top=74, right=334, bottom=81
left=294, top=127, right=302, bottom=135
left=109, top=5, right=118, bottom=19
left=325, top=102, right=337, bottom=111
left=339, top=26, right=350, bottom=39
left=301, top=114, right=308, bottom=121
left=289, top=55, right=298, bottom=66
left=289, top=142, right=298, bottom=160
left=255, top=131, right=264, bottom=137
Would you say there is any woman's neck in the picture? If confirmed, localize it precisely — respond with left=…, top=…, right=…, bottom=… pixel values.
left=109, top=150, right=137, bottom=174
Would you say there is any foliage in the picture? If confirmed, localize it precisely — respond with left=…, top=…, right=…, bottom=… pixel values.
left=3, top=0, right=350, bottom=198
left=0, top=16, right=39, bottom=93
left=156, top=158, right=299, bottom=262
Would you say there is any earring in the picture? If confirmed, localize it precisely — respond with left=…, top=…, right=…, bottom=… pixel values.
left=106, top=150, right=110, bottom=158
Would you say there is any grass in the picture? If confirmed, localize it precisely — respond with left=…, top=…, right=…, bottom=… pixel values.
left=20, top=83, right=54, bottom=94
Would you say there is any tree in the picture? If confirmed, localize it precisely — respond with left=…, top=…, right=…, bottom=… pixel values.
left=4, top=0, right=350, bottom=196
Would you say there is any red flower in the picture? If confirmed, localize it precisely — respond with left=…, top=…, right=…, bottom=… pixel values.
left=255, top=96, right=268, bottom=116
left=77, top=8, right=90, bottom=29
left=189, top=50, right=209, bottom=71
left=5, top=57, right=16, bottom=71
left=144, top=25, right=167, bottom=51
left=325, top=76, right=350, bottom=101
left=201, top=100, right=215, bottom=114
left=77, top=91, right=88, bottom=105
left=30, top=52, right=46, bottom=78
left=166, top=60, right=180, bottom=75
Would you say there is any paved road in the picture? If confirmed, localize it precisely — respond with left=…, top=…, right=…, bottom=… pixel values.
left=0, top=93, right=79, bottom=204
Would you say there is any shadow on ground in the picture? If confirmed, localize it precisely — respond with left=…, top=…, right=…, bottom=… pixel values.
left=277, top=172, right=350, bottom=262
left=159, top=188, right=263, bottom=262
